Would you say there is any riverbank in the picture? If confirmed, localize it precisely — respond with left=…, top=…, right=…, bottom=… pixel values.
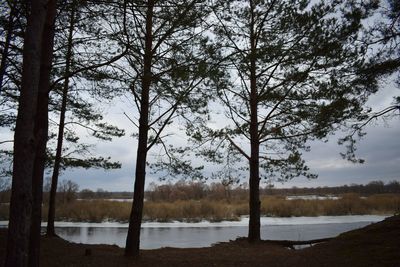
left=0, top=215, right=399, bottom=266
left=1, top=193, right=397, bottom=223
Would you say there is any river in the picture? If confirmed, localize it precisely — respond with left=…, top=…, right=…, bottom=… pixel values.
left=0, top=215, right=388, bottom=249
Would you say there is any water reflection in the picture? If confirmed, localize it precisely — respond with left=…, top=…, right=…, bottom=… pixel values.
left=55, top=221, right=372, bottom=249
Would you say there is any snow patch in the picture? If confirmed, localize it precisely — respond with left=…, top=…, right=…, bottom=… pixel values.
left=0, top=215, right=388, bottom=229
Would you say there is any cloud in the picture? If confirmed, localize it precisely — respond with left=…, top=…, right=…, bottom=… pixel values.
left=57, top=96, right=399, bottom=191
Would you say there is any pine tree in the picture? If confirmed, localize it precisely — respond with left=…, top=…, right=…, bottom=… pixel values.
left=0, top=0, right=126, bottom=183
left=5, top=0, right=49, bottom=265
left=340, top=0, right=399, bottom=162
left=191, top=0, right=379, bottom=241
left=103, top=0, right=216, bottom=257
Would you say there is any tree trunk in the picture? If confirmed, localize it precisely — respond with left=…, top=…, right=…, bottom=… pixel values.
left=4, top=0, right=48, bottom=266
left=248, top=0, right=261, bottom=242
left=29, top=84, right=48, bottom=267
left=0, top=4, right=16, bottom=92
left=29, top=0, right=57, bottom=265
left=125, top=0, right=154, bottom=258
left=47, top=0, right=75, bottom=237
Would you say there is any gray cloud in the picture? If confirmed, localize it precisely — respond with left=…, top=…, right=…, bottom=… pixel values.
left=2, top=82, right=399, bottom=192
left=59, top=113, right=399, bottom=191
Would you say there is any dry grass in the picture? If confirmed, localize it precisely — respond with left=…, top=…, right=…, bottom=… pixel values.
left=144, top=200, right=241, bottom=222
left=49, top=200, right=132, bottom=222
left=261, top=193, right=400, bottom=217
left=1, top=193, right=399, bottom=223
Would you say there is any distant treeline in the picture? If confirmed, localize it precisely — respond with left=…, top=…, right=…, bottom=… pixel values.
left=1, top=179, right=399, bottom=204
left=78, top=189, right=132, bottom=200
left=76, top=180, right=400, bottom=202
left=144, top=180, right=400, bottom=202
left=263, top=180, right=400, bottom=197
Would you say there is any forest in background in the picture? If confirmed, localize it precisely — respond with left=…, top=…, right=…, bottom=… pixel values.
left=2, top=179, right=399, bottom=203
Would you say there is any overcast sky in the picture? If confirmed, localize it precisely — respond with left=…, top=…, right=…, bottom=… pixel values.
left=60, top=0, right=399, bottom=191
left=45, top=77, right=400, bottom=192
left=0, top=82, right=398, bottom=192
left=0, top=72, right=399, bottom=192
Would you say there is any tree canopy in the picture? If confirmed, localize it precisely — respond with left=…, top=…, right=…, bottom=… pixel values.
left=187, top=0, right=380, bottom=241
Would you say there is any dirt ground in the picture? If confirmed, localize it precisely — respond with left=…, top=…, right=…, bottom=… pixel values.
left=1, top=215, right=399, bottom=267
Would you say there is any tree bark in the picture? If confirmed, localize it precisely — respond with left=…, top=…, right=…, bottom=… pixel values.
left=28, top=0, right=57, bottom=265
left=47, top=0, right=75, bottom=237
left=248, top=0, right=261, bottom=242
left=0, top=3, right=16, bottom=92
left=125, top=0, right=154, bottom=258
left=4, top=0, right=48, bottom=266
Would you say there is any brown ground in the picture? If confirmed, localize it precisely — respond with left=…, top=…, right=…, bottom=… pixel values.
left=1, top=215, right=399, bottom=267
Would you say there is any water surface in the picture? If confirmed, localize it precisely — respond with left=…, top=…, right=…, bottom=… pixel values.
left=50, top=215, right=388, bottom=249
left=0, top=215, right=388, bottom=249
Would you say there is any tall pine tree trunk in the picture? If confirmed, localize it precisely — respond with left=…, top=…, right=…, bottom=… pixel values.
left=125, top=0, right=154, bottom=257
left=0, top=3, right=15, bottom=92
left=47, top=0, right=75, bottom=237
left=248, top=86, right=261, bottom=242
left=4, top=0, right=48, bottom=266
left=248, top=0, right=261, bottom=242
left=29, top=0, right=57, bottom=265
